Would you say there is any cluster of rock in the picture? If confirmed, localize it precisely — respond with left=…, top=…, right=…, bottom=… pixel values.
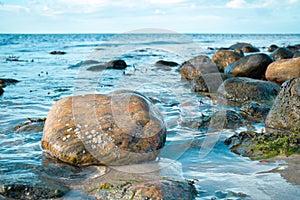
left=178, top=42, right=300, bottom=160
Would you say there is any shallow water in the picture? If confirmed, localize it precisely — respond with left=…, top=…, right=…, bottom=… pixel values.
left=0, top=33, right=300, bottom=199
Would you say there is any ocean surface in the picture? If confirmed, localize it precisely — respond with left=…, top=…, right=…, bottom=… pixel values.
left=0, top=33, right=300, bottom=199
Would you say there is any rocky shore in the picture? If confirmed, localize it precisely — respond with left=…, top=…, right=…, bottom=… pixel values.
left=1, top=41, right=300, bottom=199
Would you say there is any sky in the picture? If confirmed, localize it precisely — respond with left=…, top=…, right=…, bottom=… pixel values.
left=0, top=0, right=300, bottom=33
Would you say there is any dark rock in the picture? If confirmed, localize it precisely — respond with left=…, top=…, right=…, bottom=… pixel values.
left=270, top=47, right=294, bottom=61
left=90, top=179, right=197, bottom=200
left=69, top=60, right=100, bottom=68
left=192, top=73, right=233, bottom=93
left=218, top=77, right=280, bottom=103
left=155, top=60, right=179, bottom=67
left=265, top=78, right=300, bottom=132
left=229, top=42, right=260, bottom=53
left=293, top=51, right=300, bottom=58
left=0, top=87, right=3, bottom=95
left=0, top=78, right=19, bottom=88
left=0, top=184, right=68, bottom=200
left=268, top=44, right=279, bottom=52
left=286, top=45, right=299, bottom=53
left=209, top=110, right=246, bottom=130
left=50, top=51, right=66, bottom=55
left=240, top=102, right=270, bottom=122
left=106, top=59, right=127, bottom=69
left=212, top=50, right=244, bottom=71
left=265, top=57, right=300, bottom=84
left=42, top=90, right=166, bottom=166
left=225, top=53, right=273, bottom=79
left=180, top=55, right=219, bottom=81
left=14, top=118, right=46, bottom=133
left=87, top=64, right=106, bottom=71
left=225, top=130, right=300, bottom=159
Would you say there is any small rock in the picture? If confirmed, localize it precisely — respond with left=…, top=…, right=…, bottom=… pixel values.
left=268, top=44, right=279, bottom=52
left=225, top=53, right=273, bottom=79
left=14, top=118, right=46, bottom=133
left=50, top=51, right=66, bottom=55
left=229, top=42, right=260, bottom=53
left=155, top=60, right=179, bottom=67
left=270, top=47, right=294, bottom=61
left=192, top=73, right=232, bottom=93
left=42, top=90, right=166, bottom=166
left=265, top=78, right=300, bottom=132
left=218, top=77, right=280, bottom=103
left=265, top=57, right=300, bottom=84
left=106, top=60, right=127, bottom=69
left=212, top=50, right=244, bottom=71
left=0, top=78, right=19, bottom=88
left=0, top=87, right=3, bottom=95
left=180, top=55, right=219, bottom=81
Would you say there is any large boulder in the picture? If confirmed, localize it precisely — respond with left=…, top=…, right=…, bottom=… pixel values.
left=179, top=55, right=219, bottom=81
left=192, top=73, right=232, bottom=93
left=229, top=42, right=260, bottom=53
left=270, top=47, right=294, bottom=61
left=218, top=77, right=280, bottom=103
left=265, top=78, right=300, bottom=132
left=42, top=90, right=166, bottom=166
left=265, top=57, right=300, bottom=84
left=225, top=53, right=273, bottom=79
left=212, top=50, right=244, bottom=71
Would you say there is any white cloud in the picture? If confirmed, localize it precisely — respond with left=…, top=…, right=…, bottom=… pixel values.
left=226, top=0, right=247, bottom=8
left=288, top=0, right=299, bottom=3
left=0, top=4, right=30, bottom=13
left=154, top=9, right=166, bottom=14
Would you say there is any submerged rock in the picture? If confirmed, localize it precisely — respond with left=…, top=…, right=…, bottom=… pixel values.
left=265, top=57, right=300, bottom=84
left=87, top=60, right=127, bottom=71
left=224, top=130, right=300, bottom=160
left=268, top=44, right=279, bottom=52
left=212, top=50, right=244, bottom=71
left=180, top=55, right=219, bottom=81
left=240, top=102, right=270, bottom=123
left=265, top=78, right=300, bottom=132
left=270, top=47, right=294, bottom=61
left=42, top=90, right=166, bottom=166
left=229, top=42, right=260, bottom=52
left=0, top=87, right=3, bottom=95
left=14, top=118, right=46, bottom=133
left=225, top=53, right=273, bottom=79
left=90, top=179, right=197, bottom=200
left=218, top=77, right=280, bottom=103
left=50, top=51, right=66, bottom=55
left=155, top=60, right=179, bottom=67
left=192, top=73, right=232, bottom=93
left=0, top=78, right=19, bottom=88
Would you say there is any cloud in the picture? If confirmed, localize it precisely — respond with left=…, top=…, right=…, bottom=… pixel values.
left=154, top=9, right=166, bottom=14
left=226, top=0, right=247, bottom=8
left=147, top=0, right=184, bottom=4
left=0, top=4, right=30, bottom=13
left=288, top=0, right=299, bottom=3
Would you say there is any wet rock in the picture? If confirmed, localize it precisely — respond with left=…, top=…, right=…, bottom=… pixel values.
left=265, top=78, right=300, bottom=132
left=224, top=130, right=300, bottom=159
left=0, top=184, right=68, bottom=200
left=50, top=51, right=66, bottom=55
left=87, top=60, right=127, bottom=71
left=90, top=179, right=197, bottom=200
left=229, top=42, right=260, bottom=53
left=192, top=73, right=232, bottom=93
left=42, top=90, right=166, bottom=166
left=225, top=53, right=273, bottom=79
left=0, top=78, right=19, bottom=88
left=286, top=45, right=299, bottom=53
left=180, top=55, right=219, bottom=81
left=208, top=110, right=246, bottom=130
left=265, top=57, right=300, bottom=84
left=218, top=77, right=280, bottom=103
left=14, top=118, right=46, bottom=133
left=240, top=102, right=270, bottom=122
left=293, top=51, right=300, bottom=58
left=106, top=59, right=127, bottom=69
left=155, top=60, right=179, bottom=67
left=0, top=87, right=3, bottom=95
left=212, top=50, right=244, bottom=71
left=69, top=60, right=100, bottom=68
left=268, top=44, right=279, bottom=52
left=270, top=47, right=294, bottom=61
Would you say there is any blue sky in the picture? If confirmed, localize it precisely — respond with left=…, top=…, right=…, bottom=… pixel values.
left=0, top=0, right=299, bottom=33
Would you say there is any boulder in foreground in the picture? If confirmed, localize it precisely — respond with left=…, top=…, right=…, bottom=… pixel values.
left=42, top=90, right=166, bottom=166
